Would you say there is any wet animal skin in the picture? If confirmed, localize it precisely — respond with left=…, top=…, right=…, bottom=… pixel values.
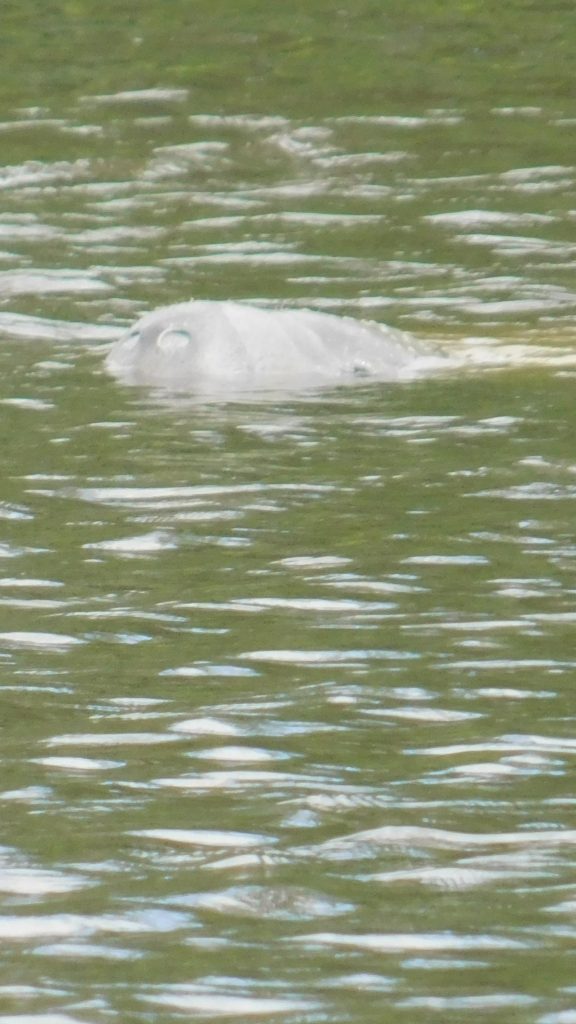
left=106, top=300, right=437, bottom=393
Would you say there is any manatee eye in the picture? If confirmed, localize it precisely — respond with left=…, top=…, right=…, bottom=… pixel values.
left=157, top=327, right=191, bottom=354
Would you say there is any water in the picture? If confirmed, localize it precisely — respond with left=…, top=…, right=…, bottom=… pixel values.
left=1, top=3, right=576, bottom=1022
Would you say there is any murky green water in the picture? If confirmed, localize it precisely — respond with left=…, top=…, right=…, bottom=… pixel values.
left=1, top=2, right=576, bottom=1022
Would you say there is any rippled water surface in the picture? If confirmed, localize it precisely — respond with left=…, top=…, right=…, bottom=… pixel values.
left=1, top=3, right=576, bottom=1022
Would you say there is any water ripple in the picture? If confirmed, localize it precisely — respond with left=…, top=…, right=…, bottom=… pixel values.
left=0, top=94, right=575, bottom=1024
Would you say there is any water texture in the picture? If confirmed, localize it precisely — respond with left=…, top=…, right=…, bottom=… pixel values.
left=0, top=3, right=576, bottom=1023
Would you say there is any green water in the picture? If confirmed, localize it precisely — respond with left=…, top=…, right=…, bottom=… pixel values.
left=0, top=2, right=575, bottom=1022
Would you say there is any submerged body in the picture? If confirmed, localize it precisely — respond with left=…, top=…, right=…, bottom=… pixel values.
left=105, top=300, right=436, bottom=393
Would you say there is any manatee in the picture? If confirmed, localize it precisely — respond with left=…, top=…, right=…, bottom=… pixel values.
left=105, top=300, right=436, bottom=392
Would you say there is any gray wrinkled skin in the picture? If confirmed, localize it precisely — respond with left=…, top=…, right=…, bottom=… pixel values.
left=105, top=300, right=439, bottom=393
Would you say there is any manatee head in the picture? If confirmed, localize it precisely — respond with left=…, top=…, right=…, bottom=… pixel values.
left=105, top=299, right=441, bottom=392
left=105, top=303, right=234, bottom=387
